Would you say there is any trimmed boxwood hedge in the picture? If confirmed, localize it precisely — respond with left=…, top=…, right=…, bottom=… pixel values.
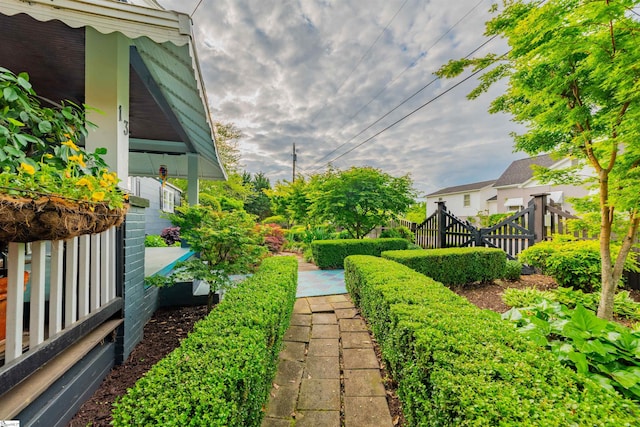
left=344, top=255, right=639, bottom=426
left=311, top=237, right=408, bottom=269
left=382, top=247, right=506, bottom=286
left=111, top=256, right=298, bottom=427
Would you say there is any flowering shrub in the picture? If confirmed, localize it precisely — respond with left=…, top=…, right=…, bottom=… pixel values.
left=0, top=67, right=126, bottom=208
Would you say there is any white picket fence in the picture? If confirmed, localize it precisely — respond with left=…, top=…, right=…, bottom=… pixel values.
left=3, top=227, right=117, bottom=364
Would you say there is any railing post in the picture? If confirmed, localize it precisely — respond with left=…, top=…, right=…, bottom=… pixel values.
left=531, top=193, right=548, bottom=243
left=436, top=201, right=447, bottom=248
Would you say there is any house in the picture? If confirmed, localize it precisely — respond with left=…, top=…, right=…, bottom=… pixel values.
left=0, top=1, right=225, bottom=424
left=493, top=154, right=588, bottom=214
left=129, top=177, right=182, bottom=236
left=425, top=179, right=497, bottom=221
left=426, top=154, right=589, bottom=221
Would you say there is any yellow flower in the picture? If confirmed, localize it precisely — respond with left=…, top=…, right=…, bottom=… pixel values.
left=91, top=191, right=105, bottom=202
left=62, top=140, right=80, bottom=151
left=99, top=180, right=109, bottom=188
left=68, top=154, right=86, bottom=168
left=102, top=171, right=117, bottom=183
left=44, top=153, right=53, bottom=159
left=76, top=177, right=94, bottom=191
left=19, top=163, right=36, bottom=175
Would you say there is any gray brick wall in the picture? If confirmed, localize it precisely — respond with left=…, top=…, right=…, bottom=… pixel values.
left=120, top=198, right=159, bottom=362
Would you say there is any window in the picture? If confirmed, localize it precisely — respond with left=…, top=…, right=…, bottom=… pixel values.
left=463, top=194, right=470, bottom=207
left=161, top=186, right=175, bottom=213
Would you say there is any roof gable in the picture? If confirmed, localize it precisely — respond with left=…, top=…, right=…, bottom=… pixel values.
left=427, top=179, right=496, bottom=197
left=493, top=154, right=555, bottom=187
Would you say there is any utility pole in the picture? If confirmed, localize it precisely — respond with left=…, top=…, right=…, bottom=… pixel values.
left=292, top=143, right=297, bottom=182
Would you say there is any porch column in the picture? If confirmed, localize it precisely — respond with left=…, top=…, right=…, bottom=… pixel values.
left=187, top=153, right=200, bottom=205
left=84, top=28, right=130, bottom=185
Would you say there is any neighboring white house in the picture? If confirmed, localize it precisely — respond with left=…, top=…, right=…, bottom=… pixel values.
left=426, top=179, right=497, bottom=221
left=129, top=177, right=182, bottom=235
left=426, top=154, right=591, bottom=220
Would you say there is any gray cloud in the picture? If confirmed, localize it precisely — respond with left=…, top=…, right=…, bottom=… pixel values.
left=158, top=0, right=524, bottom=197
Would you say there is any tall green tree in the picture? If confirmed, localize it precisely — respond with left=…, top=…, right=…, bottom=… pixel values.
left=311, top=166, right=416, bottom=239
left=267, top=177, right=313, bottom=226
left=243, top=171, right=272, bottom=220
left=213, top=121, right=243, bottom=173
left=437, top=0, right=640, bottom=319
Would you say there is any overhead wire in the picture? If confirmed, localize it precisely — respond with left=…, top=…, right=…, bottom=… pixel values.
left=307, top=0, right=491, bottom=170
left=309, top=34, right=499, bottom=172
left=316, top=51, right=509, bottom=168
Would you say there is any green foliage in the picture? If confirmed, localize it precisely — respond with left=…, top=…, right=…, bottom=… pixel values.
left=144, top=235, right=167, bottom=248
left=261, top=215, right=287, bottom=227
left=344, top=255, right=639, bottom=425
left=382, top=247, right=506, bottom=286
left=112, top=256, right=298, bottom=426
left=380, top=226, right=414, bottom=243
left=243, top=171, right=272, bottom=220
left=267, top=177, right=313, bottom=227
left=473, top=212, right=510, bottom=228
left=504, top=301, right=640, bottom=403
left=311, top=166, right=416, bottom=239
left=503, top=260, right=522, bottom=281
left=213, top=122, right=243, bottom=174
left=311, top=238, right=409, bottom=269
left=166, top=205, right=266, bottom=309
left=436, top=0, right=640, bottom=319
left=504, top=287, right=640, bottom=322
left=519, top=236, right=638, bottom=292
left=404, top=202, right=426, bottom=224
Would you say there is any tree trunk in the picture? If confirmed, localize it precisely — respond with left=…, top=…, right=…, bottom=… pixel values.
left=207, top=291, right=220, bottom=312
left=597, top=170, right=615, bottom=320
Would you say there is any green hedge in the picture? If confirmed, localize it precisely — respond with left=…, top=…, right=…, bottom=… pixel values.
left=112, top=256, right=298, bottom=427
left=344, top=255, right=639, bottom=426
left=311, top=238, right=409, bottom=269
left=382, top=247, right=505, bottom=286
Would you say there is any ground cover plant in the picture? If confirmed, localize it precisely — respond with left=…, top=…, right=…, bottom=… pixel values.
left=344, top=255, right=639, bottom=426
left=111, top=256, right=298, bottom=427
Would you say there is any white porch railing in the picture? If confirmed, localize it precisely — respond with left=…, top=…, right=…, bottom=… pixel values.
left=3, top=227, right=118, bottom=365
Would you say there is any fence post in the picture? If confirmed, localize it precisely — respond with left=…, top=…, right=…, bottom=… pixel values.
left=436, top=201, right=447, bottom=248
left=531, top=193, right=548, bottom=243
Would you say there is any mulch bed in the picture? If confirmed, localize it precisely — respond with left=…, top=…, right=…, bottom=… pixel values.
left=67, top=305, right=208, bottom=427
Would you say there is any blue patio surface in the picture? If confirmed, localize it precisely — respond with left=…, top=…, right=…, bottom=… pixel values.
left=296, top=269, right=346, bottom=297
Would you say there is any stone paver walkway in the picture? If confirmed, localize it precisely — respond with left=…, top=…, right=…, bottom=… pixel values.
left=262, top=294, right=393, bottom=427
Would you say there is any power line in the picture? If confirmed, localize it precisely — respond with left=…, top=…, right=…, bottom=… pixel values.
left=308, top=0, right=410, bottom=124
left=309, top=34, right=499, bottom=172
left=190, top=0, right=205, bottom=17
left=317, top=52, right=508, bottom=168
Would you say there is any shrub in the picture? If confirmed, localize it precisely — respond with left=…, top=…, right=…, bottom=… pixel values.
left=344, top=255, right=639, bottom=426
left=311, top=238, right=409, bottom=269
left=261, top=223, right=286, bottom=253
left=144, top=234, right=167, bottom=247
left=261, top=215, right=287, bottom=227
left=380, top=225, right=414, bottom=242
left=503, top=259, right=522, bottom=281
left=502, top=287, right=554, bottom=308
left=518, top=236, right=638, bottom=292
left=161, top=226, right=181, bottom=246
left=382, top=247, right=506, bottom=286
left=112, top=256, right=298, bottom=427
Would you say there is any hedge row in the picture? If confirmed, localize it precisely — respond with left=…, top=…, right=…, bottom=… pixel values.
left=344, top=255, right=639, bottom=426
left=111, top=256, right=298, bottom=427
left=382, top=247, right=506, bottom=286
left=311, top=238, right=409, bottom=269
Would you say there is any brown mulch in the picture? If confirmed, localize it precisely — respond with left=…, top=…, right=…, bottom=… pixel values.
left=67, top=305, right=208, bottom=427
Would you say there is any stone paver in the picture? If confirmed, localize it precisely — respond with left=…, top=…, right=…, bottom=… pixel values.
left=344, top=396, right=393, bottom=427
left=339, top=318, right=369, bottom=332
left=290, top=313, right=312, bottom=326
left=264, top=294, right=394, bottom=427
left=304, top=356, right=340, bottom=379
left=335, top=308, right=358, bottom=319
left=284, top=325, right=310, bottom=343
left=344, top=369, right=386, bottom=397
left=279, top=341, right=306, bottom=361
left=293, top=298, right=311, bottom=314
left=343, top=348, right=379, bottom=370
left=308, top=338, right=339, bottom=357
left=311, top=324, right=339, bottom=339
left=295, top=411, right=341, bottom=427
left=312, top=312, right=337, bottom=324
left=298, top=379, right=340, bottom=410
left=341, top=331, right=373, bottom=349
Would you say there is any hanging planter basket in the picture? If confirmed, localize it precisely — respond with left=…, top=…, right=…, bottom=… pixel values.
left=0, top=194, right=128, bottom=243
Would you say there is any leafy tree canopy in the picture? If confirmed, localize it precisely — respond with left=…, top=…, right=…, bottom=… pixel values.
left=311, top=166, right=416, bottom=239
left=437, top=0, right=640, bottom=319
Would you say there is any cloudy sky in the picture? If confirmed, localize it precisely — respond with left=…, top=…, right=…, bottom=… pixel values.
left=158, top=0, right=526, bottom=197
